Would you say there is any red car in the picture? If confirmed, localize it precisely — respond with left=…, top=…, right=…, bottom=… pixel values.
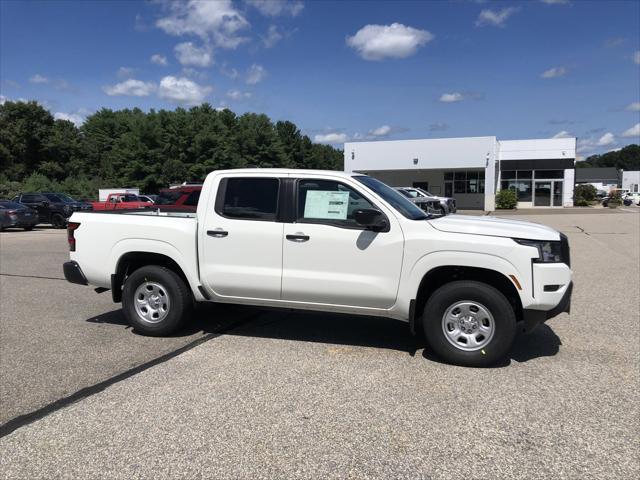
left=153, top=186, right=202, bottom=212
left=91, top=193, right=152, bottom=211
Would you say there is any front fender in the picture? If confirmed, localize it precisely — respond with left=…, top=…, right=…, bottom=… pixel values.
left=397, top=250, right=530, bottom=318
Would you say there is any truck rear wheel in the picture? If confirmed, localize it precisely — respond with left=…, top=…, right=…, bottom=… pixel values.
left=422, top=280, right=516, bottom=367
left=122, top=265, right=191, bottom=336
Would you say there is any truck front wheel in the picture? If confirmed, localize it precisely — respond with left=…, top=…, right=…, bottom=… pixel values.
left=122, top=265, right=191, bottom=336
left=423, top=280, right=516, bottom=367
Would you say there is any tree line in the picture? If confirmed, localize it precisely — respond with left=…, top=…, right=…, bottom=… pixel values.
left=0, top=101, right=343, bottom=200
left=578, top=144, right=640, bottom=170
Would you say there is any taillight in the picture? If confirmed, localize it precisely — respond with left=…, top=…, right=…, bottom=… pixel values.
left=68, top=222, right=80, bottom=251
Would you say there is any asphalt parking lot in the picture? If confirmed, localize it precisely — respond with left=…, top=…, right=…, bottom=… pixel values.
left=1, top=210, right=639, bottom=479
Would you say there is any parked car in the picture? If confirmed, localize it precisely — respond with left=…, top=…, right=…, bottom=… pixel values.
left=0, top=201, right=39, bottom=230
left=63, top=169, right=572, bottom=367
left=622, top=192, right=640, bottom=206
left=394, top=187, right=443, bottom=215
left=153, top=186, right=201, bottom=212
left=397, top=187, right=456, bottom=214
left=0, top=201, right=38, bottom=230
left=91, top=193, right=152, bottom=211
left=11, top=192, right=90, bottom=228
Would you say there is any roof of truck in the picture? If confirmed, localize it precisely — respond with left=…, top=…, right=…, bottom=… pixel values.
left=210, top=169, right=356, bottom=177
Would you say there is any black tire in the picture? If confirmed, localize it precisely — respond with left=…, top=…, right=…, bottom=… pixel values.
left=422, top=280, right=516, bottom=367
left=51, top=213, right=65, bottom=229
left=122, top=265, right=192, bottom=336
left=439, top=206, right=447, bottom=216
left=24, top=226, right=33, bottom=231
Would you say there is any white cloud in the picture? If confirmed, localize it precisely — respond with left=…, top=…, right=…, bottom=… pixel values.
left=314, top=132, right=348, bottom=144
left=181, top=68, right=208, bottom=81
left=0, top=95, right=7, bottom=105
left=346, top=23, right=433, bottom=61
left=157, top=0, right=249, bottom=49
left=158, top=76, right=212, bottom=104
left=151, top=54, right=169, bottom=66
left=246, top=64, right=266, bottom=84
left=117, top=67, right=137, bottom=79
left=54, top=111, right=85, bottom=127
left=552, top=130, right=572, bottom=138
left=103, top=79, right=157, bottom=96
left=541, top=0, right=569, bottom=4
left=622, top=123, right=640, bottom=138
left=29, top=74, right=49, bottom=84
left=597, top=132, right=615, bottom=146
left=634, top=51, right=640, bottom=65
left=429, top=122, right=449, bottom=132
left=475, top=8, right=517, bottom=27
left=540, top=66, right=567, bottom=79
left=439, top=92, right=464, bottom=103
left=261, top=25, right=283, bottom=48
left=220, top=63, right=239, bottom=79
left=174, top=42, right=213, bottom=67
left=626, top=102, right=640, bottom=112
left=369, top=125, right=392, bottom=137
left=246, top=0, right=304, bottom=17
left=227, top=89, right=251, bottom=100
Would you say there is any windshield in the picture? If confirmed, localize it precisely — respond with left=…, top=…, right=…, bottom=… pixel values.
left=354, top=176, right=428, bottom=220
left=417, top=188, right=435, bottom=197
left=43, top=193, right=63, bottom=202
left=57, top=194, right=77, bottom=203
left=154, top=190, right=183, bottom=205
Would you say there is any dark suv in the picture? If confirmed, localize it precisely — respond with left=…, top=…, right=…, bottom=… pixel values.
left=12, top=192, right=92, bottom=228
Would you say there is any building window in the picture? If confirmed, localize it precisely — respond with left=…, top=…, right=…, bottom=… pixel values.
left=444, top=170, right=485, bottom=195
left=501, top=180, right=532, bottom=202
left=535, top=170, right=564, bottom=179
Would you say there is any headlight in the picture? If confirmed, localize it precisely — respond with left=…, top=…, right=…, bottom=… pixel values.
left=514, top=239, right=563, bottom=263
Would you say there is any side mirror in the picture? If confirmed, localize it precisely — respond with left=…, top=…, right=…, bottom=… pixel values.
left=353, top=208, right=388, bottom=232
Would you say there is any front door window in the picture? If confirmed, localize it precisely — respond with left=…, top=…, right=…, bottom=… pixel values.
left=534, top=182, right=552, bottom=206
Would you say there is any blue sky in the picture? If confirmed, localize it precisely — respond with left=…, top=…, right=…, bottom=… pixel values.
left=1, top=0, right=639, bottom=159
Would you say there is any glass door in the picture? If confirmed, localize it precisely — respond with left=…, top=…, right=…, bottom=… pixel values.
left=534, top=181, right=552, bottom=206
left=553, top=181, right=563, bottom=207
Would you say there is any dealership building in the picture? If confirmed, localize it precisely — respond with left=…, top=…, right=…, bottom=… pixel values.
left=344, top=136, right=577, bottom=211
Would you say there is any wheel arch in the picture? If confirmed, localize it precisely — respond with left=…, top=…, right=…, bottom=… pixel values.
left=112, top=251, right=192, bottom=303
left=414, top=265, right=523, bottom=331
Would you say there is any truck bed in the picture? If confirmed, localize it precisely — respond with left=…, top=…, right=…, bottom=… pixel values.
left=68, top=210, right=199, bottom=291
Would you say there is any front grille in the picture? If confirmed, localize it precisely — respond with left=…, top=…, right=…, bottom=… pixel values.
left=560, top=233, right=571, bottom=267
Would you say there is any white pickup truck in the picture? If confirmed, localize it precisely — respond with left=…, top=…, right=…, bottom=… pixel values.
left=64, top=169, right=572, bottom=366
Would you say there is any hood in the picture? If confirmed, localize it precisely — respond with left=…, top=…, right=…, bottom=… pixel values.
left=429, top=215, right=560, bottom=241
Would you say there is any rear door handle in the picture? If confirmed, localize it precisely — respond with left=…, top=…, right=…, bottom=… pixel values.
left=207, top=229, right=229, bottom=238
left=286, top=234, right=310, bottom=242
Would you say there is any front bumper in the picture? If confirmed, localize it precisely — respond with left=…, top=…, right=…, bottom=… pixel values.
left=63, top=261, right=88, bottom=285
left=523, top=281, right=572, bottom=332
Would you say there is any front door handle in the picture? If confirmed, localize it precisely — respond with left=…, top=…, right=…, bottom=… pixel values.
left=207, top=229, right=229, bottom=238
left=286, top=233, right=310, bottom=242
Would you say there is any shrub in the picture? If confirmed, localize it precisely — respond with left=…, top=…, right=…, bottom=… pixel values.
left=574, top=197, right=590, bottom=207
left=496, top=189, right=518, bottom=209
left=574, top=184, right=597, bottom=202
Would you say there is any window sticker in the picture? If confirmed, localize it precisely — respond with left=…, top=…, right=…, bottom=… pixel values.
left=303, top=191, right=350, bottom=220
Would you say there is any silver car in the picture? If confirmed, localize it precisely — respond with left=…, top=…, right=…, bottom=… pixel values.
left=396, top=187, right=456, bottom=214
left=394, top=188, right=444, bottom=215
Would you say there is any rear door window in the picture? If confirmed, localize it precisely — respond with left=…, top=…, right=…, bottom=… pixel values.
left=216, top=178, right=279, bottom=221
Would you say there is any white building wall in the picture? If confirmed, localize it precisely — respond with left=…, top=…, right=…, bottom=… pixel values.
left=498, top=138, right=576, bottom=161
left=622, top=171, right=640, bottom=192
left=563, top=169, right=575, bottom=207
left=344, top=136, right=496, bottom=173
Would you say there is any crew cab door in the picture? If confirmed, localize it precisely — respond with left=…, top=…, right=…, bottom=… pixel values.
left=281, top=177, right=404, bottom=309
left=199, top=174, right=284, bottom=300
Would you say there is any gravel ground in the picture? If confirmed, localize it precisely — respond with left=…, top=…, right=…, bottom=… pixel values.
left=1, top=212, right=638, bottom=479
